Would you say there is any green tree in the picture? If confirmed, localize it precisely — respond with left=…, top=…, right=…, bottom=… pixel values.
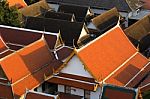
left=143, top=90, right=150, bottom=99
left=0, top=0, right=22, bottom=27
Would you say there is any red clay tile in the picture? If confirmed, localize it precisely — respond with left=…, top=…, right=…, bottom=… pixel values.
left=0, top=36, right=7, bottom=52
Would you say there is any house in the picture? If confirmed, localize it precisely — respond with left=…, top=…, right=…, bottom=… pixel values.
left=33, top=24, right=150, bottom=99
left=44, top=11, right=75, bottom=21
left=46, top=0, right=148, bottom=27
left=47, top=0, right=142, bottom=12
left=43, top=54, right=99, bottom=99
left=19, top=0, right=51, bottom=17
left=0, top=37, right=65, bottom=98
left=124, top=14, right=150, bottom=58
left=7, top=0, right=27, bottom=8
left=57, top=4, right=91, bottom=22
left=89, top=7, right=121, bottom=36
left=0, top=24, right=71, bottom=98
left=0, top=25, right=58, bottom=50
left=100, top=84, right=139, bottom=99
left=76, top=24, right=150, bottom=88
left=24, top=17, right=86, bottom=47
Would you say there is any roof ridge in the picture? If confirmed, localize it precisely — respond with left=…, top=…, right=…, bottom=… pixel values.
left=76, top=23, right=120, bottom=52
left=125, top=62, right=150, bottom=87
left=102, top=52, right=139, bottom=83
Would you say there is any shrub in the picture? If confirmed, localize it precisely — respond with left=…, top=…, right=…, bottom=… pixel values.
left=0, top=0, right=22, bottom=27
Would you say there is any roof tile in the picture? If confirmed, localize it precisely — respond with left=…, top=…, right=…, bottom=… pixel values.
left=77, top=26, right=137, bottom=82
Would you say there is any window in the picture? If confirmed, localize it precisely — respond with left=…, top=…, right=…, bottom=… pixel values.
left=84, top=90, right=90, bottom=99
left=43, top=82, right=58, bottom=95
left=65, top=86, right=71, bottom=94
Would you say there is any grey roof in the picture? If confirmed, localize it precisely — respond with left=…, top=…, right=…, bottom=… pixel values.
left=24, top=17, right=84, bottom=46
left=44, top=11, right=74, bottom=21
left=47, top=0, right=142, bottom=12
left=58, top=4, right=89, bottom=22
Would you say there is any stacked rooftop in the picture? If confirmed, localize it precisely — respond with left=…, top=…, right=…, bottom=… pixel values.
left=0, top=0, right=150, bottom=99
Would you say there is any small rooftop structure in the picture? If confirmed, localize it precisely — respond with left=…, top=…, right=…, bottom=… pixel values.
left=44, top=11, right=74, bottom=21
left=58, top=4, right=90, bottom=22
left=125, top=14, right=150, bottom=41
left=101, top=84, right=138, bottom=99
left=91, top=7, right=120, bottom=34
left=25, top=17, right=84, bottom=47
left=19, top=0, right=51, bottom=17
left=125, top=14, right=150, bottom=58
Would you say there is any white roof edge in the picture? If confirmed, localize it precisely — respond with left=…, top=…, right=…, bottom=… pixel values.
left=55, top=45, right=74, bottom=51
left=0, top=25, right=58, bottom=36
left=76, top=23, right=120, bottom=52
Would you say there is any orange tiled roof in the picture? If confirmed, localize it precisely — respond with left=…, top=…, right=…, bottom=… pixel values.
left=0, top=36, right=14, bottom=59
left=7, top=0, right=27, bottom=8
left=77, top=26, right=149, bottom=86
left=0, top=52, right=29, bottom=83
left=0, top=36, right=7, bottom=52
left=0, top=38, right=55, bottom=83
left=105, top=53, right=148, bottom=86
left=0, top=38, right=64, bottom=97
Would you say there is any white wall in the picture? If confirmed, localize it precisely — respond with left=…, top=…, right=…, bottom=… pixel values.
left=37, top=85, right=42, bottom=92
left=79, top=25, right=88, bottom=40
left=71, top=87, right=84, bottom=96
left=90, top=87, right=101, bottom=99
left=48, top=3, right=59, bottom=12
left=61, top=55, right=93, bottom=78
left=57, top=84, right=101, bottom=99
left=58, top=85, right=64, bottom=93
